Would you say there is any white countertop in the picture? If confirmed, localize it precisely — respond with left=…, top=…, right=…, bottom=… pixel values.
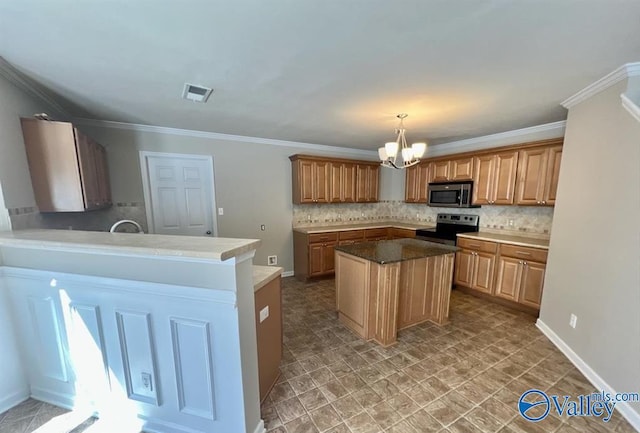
left=457, top=232, right=550, bottom=249
left=253, top=265, right=283, bottom=291
left=293, top=221, right=434, bottom=234
left=0, top=230, right=261, bottom=261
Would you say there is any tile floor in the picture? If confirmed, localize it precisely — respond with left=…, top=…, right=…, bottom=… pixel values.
left=262, top=277, right=637, bottom=433
left=1, top=277, right=636, bottom=433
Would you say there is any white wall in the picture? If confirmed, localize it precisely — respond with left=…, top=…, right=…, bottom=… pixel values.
left=79, top=125, right=386, bottom=271
left=539, top=77, right=640, bottom=422
left=0, top=71, right=65, bottom=412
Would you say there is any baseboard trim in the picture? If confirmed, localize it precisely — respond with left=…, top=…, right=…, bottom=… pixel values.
left=0, top=389, right=29, bottom=414
left=253, top=419, right=266, bottom=433
left=30, top=387, right=75, bottom=410
left=281, top=271, right=294, bottom=278
left=536, top=319, right=640, bottom=431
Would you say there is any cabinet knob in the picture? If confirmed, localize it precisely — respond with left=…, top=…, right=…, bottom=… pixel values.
left=523, top=261, right=528, bottom=266
left=206, top=230, right=212, bottom=235
left=542, top=201, right=546, bottom=204
left=519, top=260, right=523, bottom=264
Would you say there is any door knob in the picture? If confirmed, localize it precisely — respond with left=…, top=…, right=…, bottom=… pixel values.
left=206, top=230, right=212, bottom=235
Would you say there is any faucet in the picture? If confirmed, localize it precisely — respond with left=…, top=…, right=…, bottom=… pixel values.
left=109, top=220, right=144, bottom=234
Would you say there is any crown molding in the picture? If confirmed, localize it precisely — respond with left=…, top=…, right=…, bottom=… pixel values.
left=425, top=120, right=566, bottom=158
left=0, top=57, right=72, bottom=119
left=561, top=62, right=640, bottom=109
left=621, top=93, right=640, bottom=123
left=74, top=118, right=378, bottom=158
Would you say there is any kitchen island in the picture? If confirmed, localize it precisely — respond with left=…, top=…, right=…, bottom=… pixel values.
left=335, top=239, right=456, bottom=346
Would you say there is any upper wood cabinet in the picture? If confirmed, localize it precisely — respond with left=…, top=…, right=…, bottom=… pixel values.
left=404, top=163, right=429, bottom=203
left=472, top=151, right=519, bottom=205
left=291, top=155, right=379, bottom=204
left=427, top=157, right=474, bottom=183
left=356, top=164, right=379, bottom=202
left=516, top=145, right=562, bottom=206
left=20, top=118, right=112, bottom=212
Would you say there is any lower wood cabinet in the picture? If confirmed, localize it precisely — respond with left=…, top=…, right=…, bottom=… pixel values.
left=454, top=238, right=497, bottom=295
left=293, top=227, right=417, bottom=280
left=455, top=237, right=548, bottom=311
left=254, top=274, right=282, bottom=402
left=495, top=255, right=546, bottom=309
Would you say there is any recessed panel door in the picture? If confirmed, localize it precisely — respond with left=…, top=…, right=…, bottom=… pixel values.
left=145, top=154, right=216, bottom=236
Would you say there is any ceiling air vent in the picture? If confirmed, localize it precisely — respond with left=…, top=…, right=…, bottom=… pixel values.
left=182, top=83, right=213, bottom=103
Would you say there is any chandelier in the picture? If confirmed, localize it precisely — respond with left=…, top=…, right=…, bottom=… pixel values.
left=378, top=114, right=426, bottom=169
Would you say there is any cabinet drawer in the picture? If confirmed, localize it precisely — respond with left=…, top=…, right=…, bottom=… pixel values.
left=500, top=244, right=548, bottom=263
left=308, top=232, right=338, bottom=244
left=339, top=230, right=365, bottom=241
left=365, top=228, right=388, bottom=239
left=457, top=237, right=498, bottom=253
left=389, top=228, right=416, bottom=239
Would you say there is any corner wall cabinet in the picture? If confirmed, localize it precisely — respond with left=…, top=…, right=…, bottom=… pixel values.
left=404, top=138, right=563, bottom=207
left=290, top=155, right=379, bottom=204
left=20, top=118, right=112, bottom=212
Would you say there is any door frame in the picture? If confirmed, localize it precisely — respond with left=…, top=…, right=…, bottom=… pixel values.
left=139, top=151, right=219, bottom=236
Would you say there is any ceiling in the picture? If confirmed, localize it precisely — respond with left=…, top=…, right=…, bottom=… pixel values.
left=1, top=1, right=639, bottom=150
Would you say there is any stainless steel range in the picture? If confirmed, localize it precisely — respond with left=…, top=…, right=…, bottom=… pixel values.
left=416, top=213, right=480, bottom=246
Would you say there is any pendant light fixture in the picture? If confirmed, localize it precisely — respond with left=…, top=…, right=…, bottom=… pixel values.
left=378, top=114, right=426, bottom=169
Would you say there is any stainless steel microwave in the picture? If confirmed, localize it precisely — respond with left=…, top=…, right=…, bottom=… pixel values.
left=427, top=181, right=479, bottom=208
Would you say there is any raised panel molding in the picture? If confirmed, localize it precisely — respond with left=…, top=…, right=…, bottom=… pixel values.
left=115, top=311, right=160, bottom=406
left=170, top=318, right=216, bottom=420
left=28, top=296, right=68, bottom=382
left=65, top=303, right=111, bottom=400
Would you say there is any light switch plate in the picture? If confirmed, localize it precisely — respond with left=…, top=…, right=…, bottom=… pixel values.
left=259, top=306, right=269, bottom=323
left=218, top=208, right=224, bottom=215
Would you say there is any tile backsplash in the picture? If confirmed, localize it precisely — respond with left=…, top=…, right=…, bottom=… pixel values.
left=293, top=201, right=554, bottom=236
left=9, top=203, right=148, bottom=233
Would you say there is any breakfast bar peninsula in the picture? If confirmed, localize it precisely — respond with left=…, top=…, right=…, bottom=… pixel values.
left=335, top=239, right=457, bottom=346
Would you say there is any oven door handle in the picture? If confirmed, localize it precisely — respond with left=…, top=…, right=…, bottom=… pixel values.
left=459, top=191, right=464, bottom=206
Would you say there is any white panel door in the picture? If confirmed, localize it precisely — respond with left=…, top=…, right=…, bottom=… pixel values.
left=144, top=154, right=216, bottom=236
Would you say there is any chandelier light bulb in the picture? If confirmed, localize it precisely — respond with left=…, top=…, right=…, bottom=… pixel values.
left=384, top=142, right=398, bottom=158
left=378, top=147, right=388, bottom=160
left=412, top=142, right=426, bottom=158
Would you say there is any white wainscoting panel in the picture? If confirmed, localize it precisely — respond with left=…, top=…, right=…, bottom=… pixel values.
left=65, top=302, right=111, bottom=405
left=27, top=296, right=68, bottom=382
left=116, top=311, right=160, bottom=406
left=170, top=318, right=216, bottom=420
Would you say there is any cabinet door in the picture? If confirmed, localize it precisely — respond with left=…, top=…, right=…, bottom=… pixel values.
left=329, top=163, right=343, bottom=202
left=322, top=242, right=337, bottom=274
left=404, top=165, right=418, bottom=202
left=493, top=151, right=519, bottom=205
left=516, top=148, right=547, bottom=205
left=454, top=250, right=474, bottom=287
left=494, top=257, right=522, bottom=301
left=314, top=161, right=330, bottom=203
left=429, top=161, right=450, bottom=183
left=74, top=129, right=100, bottom=210
left=472, top=155, right=495, bottom=205
left=416, top=164, right=430, bottom=202
left=367, top=166, right=379, bottom=202
left=519, top=261, right=546, bottom=308
left=472, top=252, right=495, bottom=294
left=450, top=157, right=474, bottom=181
left=355, top=164, right=369, bottom=202
left=297, top=160, right=315, bottom=203
left=342, top=163, right=357, bottom=202
left=308, top=244, right=324, bottom=276
left=543, top=146, right=562, bottom=205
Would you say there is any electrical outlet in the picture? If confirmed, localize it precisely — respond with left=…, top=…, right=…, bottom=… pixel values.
left=508, top=219, right=514, bottom=227
left=218, top=207, right=224, bottom=216
left=141, top=372, right=153, bottom=391
left=569, top=314, right=578, bottom=328
left=260, top=224, right=266, bottom=231
left=268, top=255, right=277, bottom=265
left=260, top=306, right=269, bottom=323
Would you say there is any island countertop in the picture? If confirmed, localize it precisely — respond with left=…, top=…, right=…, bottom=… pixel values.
left=335, top=238, right=457, bottom=264
left=0, top=229, right=261, bottom=262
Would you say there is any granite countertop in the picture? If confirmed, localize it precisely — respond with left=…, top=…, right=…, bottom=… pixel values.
left=253, top=265, right=283, bottom=291
left=293, top=221, right=434, bottom=234
left=457, top=232, right=550, bottom=249
left=0, top=229, right=261, bottom=261
left=335, top=238, right=457, bottom=264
